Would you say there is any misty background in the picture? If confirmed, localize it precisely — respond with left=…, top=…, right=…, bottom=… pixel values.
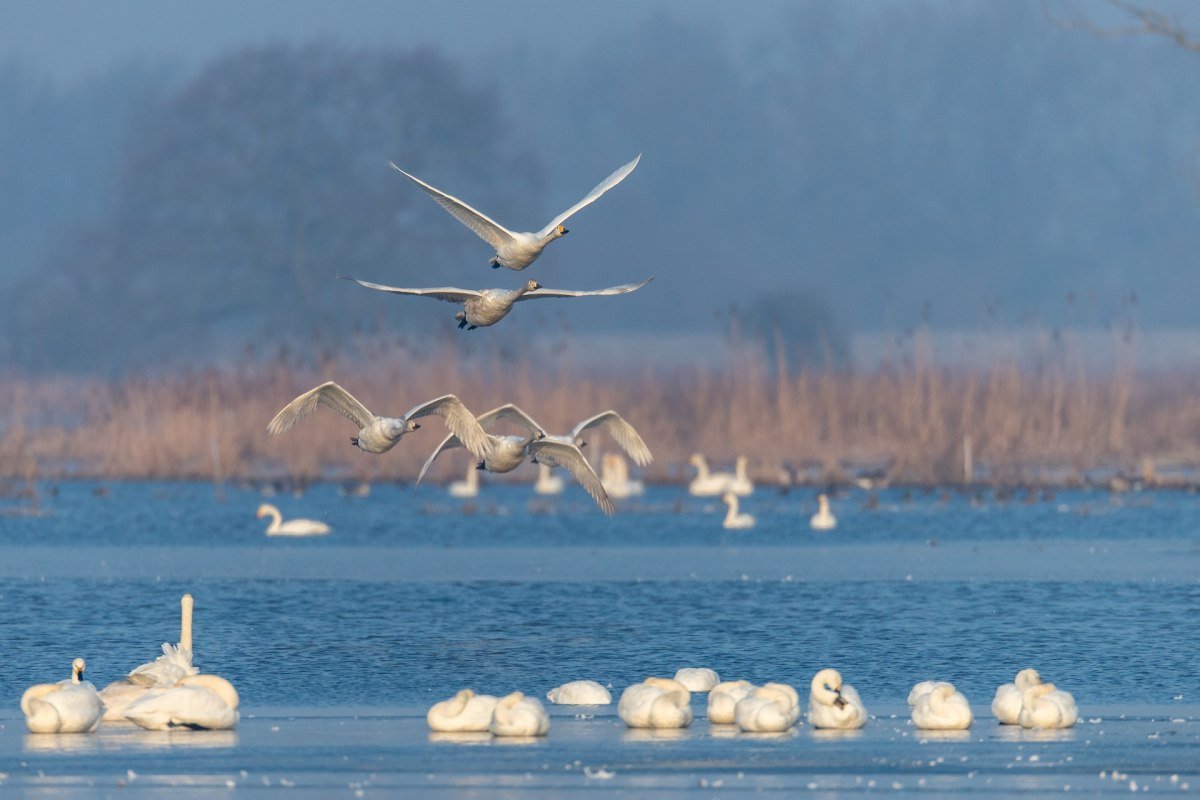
left=2, top=0, right=1199, bottom=373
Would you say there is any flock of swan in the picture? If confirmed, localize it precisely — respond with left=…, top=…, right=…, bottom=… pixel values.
left=22, top=595, right=240, bottom=734
left=423, top=666, right=1077, bottom=738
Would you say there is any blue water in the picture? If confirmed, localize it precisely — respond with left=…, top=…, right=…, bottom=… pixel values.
left=2, top=482, right=1198, bottom=711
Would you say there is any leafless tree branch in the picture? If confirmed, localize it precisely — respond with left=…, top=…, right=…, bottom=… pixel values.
left=1045, top=0, right=1200, bottom=53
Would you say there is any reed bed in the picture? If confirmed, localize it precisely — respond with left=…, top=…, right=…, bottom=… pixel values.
left=3, top=329, right=1200, bottom=487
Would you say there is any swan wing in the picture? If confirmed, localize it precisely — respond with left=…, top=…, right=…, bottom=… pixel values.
left=268, top=381, right=374, bottom=434
left=401, top=394, right=493, bottom=459
left=515, top=277, right=654, bottom=301
left=528, top=440, right=614, bottom=515
left=536, top=154, right=642, bottom=237
left=389, top=162, right=516, bottom=249
left=338, top=275, right=481, bottom=303
left=569, top=410, right=653, bottom=466
left=476, top=404, right=546, bottom=437
left=416, top=432, right=464, bottom=485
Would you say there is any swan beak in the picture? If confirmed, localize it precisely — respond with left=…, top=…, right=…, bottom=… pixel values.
left=560, top=227, right=569, bottom=235
left=412, top=423, right=421, bottom=430
left=350, top=437, right=359, bottom=447
left=530, top=457, right=540, bottom=465
left=475, top=462, right=486, bottom=471
left=833, top=692, right=847, bottom=709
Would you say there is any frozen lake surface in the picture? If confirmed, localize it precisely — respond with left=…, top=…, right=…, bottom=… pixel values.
left=1, top=481, right=1198, bottom=796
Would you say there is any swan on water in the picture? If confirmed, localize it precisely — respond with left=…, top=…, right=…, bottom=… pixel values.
left=267, top=381, right=493, bottom=459
left=809, top=494, right=837, bottom=531
left=546, top=680, right=611, bottom=705
left=448, top=463, right=480, bottom=498
left=992, top=668, right=1042, bottom=724
left=533, top=462, right=564, bottom=495
left=256, top=503, right=330, bottom=536
left=707, top=680, right=756, bottom=724
left=618, top=677, right=693, bottom=729
left=673, top=667, right=720, bottom=692
left=600, top=453, right=644, bottom=499
left=907, top=680, right=946, bottom=707
left=688, top=454, right=733, bottom=496
left=389, top=154, right=641, bottom=270
left=122, top=674, right=240, bottom=731
left=489, top=692, right=550, bottom=737
left=807, top=669, right=868, bottom=729
left=735, top=682, right=802, bottom=733
left=721, top=492, right=756, bottom=530
left=101, top=593, right=199, bottom=721
left=418, top=404, right=616, bottom=515
left=22, top=658, right=105, bottom=734
left=911, top=683, right=973, bottom=730
left=726, top=456, right=754, bottom=497
left=340, top=276, right=653, bottom=330
left=1018, top=683, right=1077, bottom=729
left=427, top=689, right=499, bottom=732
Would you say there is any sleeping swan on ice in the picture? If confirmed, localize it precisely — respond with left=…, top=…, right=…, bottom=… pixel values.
left=22, top=658, right=105, bottom=734
left=735, top=682, right=802, bottom=732
left=618, top=677, right=693, bottom=729
left=707, top=680, right=756, bottom=724
left=674, top=667, right=721, bottom=692
left=489, top=692, right=550, bottom=736
left=546, top=680, right=611, bottom=705
left=427, top=689, right=499, bottom=732
left=1018, top=683, right=1077, bottom=729
left=101, top=593, right=200, bottom=721
left=911, top=682, right=973, bottom=730
left=122, top=673, right=239, bottom=731
left=807, top=668, right=868, bottom=729
left=992, top=668, right=1042, bottom=724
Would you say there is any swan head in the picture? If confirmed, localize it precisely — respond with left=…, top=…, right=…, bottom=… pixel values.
left=1015, top=668, right=1041, bottom=689
left=818, top=493, right=829, bottom=509
left=524, top=279, right=541, bottom=291
left=553, top=225, right=568, bottom=237
left=721, top=491, right=736, bottom=504
left=72, top=658, right=86, bottom=682
left=689, top=454, right=705, bottom=467
left=405, top=420, right=421, bottom=432
left=256, top=503, right=276, bottom=519
left=811, top=668, right=845, bottom=706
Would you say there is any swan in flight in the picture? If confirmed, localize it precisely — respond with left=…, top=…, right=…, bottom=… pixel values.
left=688, top=454, right=733, bottom=496
left=427, top=689, right=498, bottom=732
left=267, top=381, right=492, bottom=459
left=256, top=503, right=330, bottom=536
left=618, top=677, right=693, bottom=729
left=389, top=154, right=641, bottom=270
left=101, top=593, right=199, bottom=720
left=448, top=463, right=480, bottom=498
left=601, top=453, right=644, bottom=499
left=721, top=492, right=756, bottom=530
left=707, top=680, right=756, bottom=724
left=810, top=494, right=837, bottom=531
left=546, top=680, right=611, bottom=705
left=673, top=667, right=720, bottom=692
left=735, top=682, right=802, bottom=733
left=1018, top=683, right=1077, bottom=729
left=490, top=692, right=551, bottom=737
left=340, top=276, right=653, bottom=330
left=807, top=669, right=868, bottom=729
left=992, top=668, right=1042, bottom=724
left=22, top=658, right=105, bottom=733
left=726, top=456, right=754, bottom=497
left=122, top=674, right=240, bottom=730
left=418, top=404, right=618, bottom=515
left=911, top=683, right=973, bottom=730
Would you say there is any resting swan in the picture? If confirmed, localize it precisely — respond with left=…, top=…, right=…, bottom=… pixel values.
left=688, top=454, right=733, bottom=496
left=618, top=677, right=693, bottom=729
left=807, top=669, right=868, bottom=729
left=341, top=276, right=653, bottom=330
left=267, top=381, right=492, bottom=459
left=489, top=692, right=550, bottom=736
left=707, top=680, right=756, bottom=724
left=601, top=453, right=644, bottom=499
left=735, top=682, right=802, bottom=732
left=122, top=673, right=239, bottom=730
left=810, top=494, right=837, bottom=531
left=427, top=689, right=498, bottom=732
left=721, top=492, right=756, bottom=530
left=546, top=680, right=611, bottom=705
left=726, top=456, right=754, bottom=497
left=256, top=503, right=330, bottom=536
left=101, top=593, right=199, bottom=721
left=533, top=462, right=563, bottom=495
left=992, top=668, right=1042, bottom=724
left=22, top=658, right=105, bottom=734
left=1018, top=683, right=1077, bottom=729
left=390, top=154, right=641, bottom=271
left=907, top=680, right=945, bottom=707
left=674, top=667, right=721, bottom=692
left=911, top=683, right=973, bottom=730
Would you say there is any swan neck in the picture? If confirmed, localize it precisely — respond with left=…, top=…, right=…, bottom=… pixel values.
left=723, top=495, right=739, bottom=522
left=180, top=593, right=194, bottom=652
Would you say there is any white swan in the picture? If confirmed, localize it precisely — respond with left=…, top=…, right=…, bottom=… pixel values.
left=22, top=658, right=105, bottom=734
left=601, top=453, right=644, bottom=499
left=907, top=680, right=945, bottom=707
left=807, top=669, right=868, bottom=729
left=706, top=680, right=756, bottom=724
left=427, top=689, right=498, bottom=732
left=618, top=677, right=693, bottom=729
left=256, top=503, right=330, bottom=536
left=101, top=593, right=199, bottom=721
left=489, top=692, right=550, bottom=737
left=992, top=668, right=1042, bottom=724
left=122, top=674, right=239, bottom=731
left=419, top=404, right=615, bottom=515
left=341, top=276, right=653, bottom=330
left=533, top=462, right=564, bottom=495
left=546, top=680, right=611, bottom=705
left=726, top=456, right=754, bottom=497
left=688, top=454, right=733, bottom=496
left=389, top=154, right=641, bottom=271
left=735, top=682, right=802, bottom=733
left=1018, top=683, right=1077, bottom=729
left=267, top=381, right=492, bottom=459
left=673, top=667, right=721, bottom=692
left=911, top=683, right=973, bottom=730
left=448, top=463, right=479, bottom=498
left=721, top=492, right=756, bottom=530
left=810, top=494, right=837, bottom=531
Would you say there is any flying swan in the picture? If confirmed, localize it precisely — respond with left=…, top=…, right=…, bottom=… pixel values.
left=22, top=658, right=105, bottom=734
left=389, top=154, right=641, bottom=270
left=340, top=276, right=653, bottom=330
